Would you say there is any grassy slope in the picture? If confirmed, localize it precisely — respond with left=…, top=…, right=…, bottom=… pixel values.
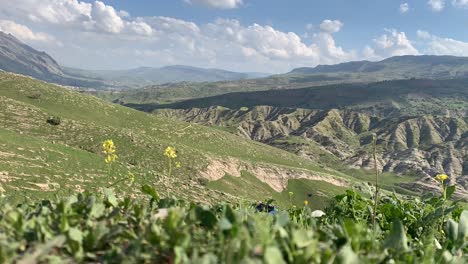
left=0, top=72, right=356, bottom=206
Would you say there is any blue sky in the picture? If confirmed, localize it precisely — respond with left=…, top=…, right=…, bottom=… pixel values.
left=0, top=0, right=467, bottom=72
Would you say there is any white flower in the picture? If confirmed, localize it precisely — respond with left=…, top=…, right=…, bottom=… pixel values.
left=311, top=210, right=325, bottom=218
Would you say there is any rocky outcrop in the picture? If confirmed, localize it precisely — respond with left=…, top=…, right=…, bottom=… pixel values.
left=157, top=106, right=468, bottom=193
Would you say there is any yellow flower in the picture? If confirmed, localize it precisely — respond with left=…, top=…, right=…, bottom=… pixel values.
left=175, top=161, right=181, bottom=168
left=288, top=191, right=294, bottom=196
left=435, top=174, right=448, bottom=182
left=164, top=146, right=177, bottom=159
left=102, top=139, right=116, bottom=155
left=105, top=153, right=118, bottom=164
left=128, top=172, right=135, bottom=184
left=304, top=200, right=309, bottom=206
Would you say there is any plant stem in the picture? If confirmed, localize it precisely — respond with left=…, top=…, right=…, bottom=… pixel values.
left=168, top=158, right=172, bottom=177
left=372, top=134, right=380, bottom=231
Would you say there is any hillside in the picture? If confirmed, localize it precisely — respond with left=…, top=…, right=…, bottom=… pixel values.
left=122, top=78, right=468, bottom=199
left=157, top=106, right=468, bottom=198
left=0, top=71, right=378, bottom=208
left=102, top=55, right=468, bottom=105
left=290, top=55, right=468, bottom=78
left=127, top=78, right=468, bottom=118
left=64, top=65, right=270, bottom=88
left=0, top=32, right=108, bottom=88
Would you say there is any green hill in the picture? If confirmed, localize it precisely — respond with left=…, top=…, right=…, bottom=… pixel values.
left=124, top=78, right=468, bottom=200
left=0, top=72, right=368, bottom=208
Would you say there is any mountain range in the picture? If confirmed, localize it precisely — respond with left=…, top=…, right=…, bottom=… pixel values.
left=63, top=65, right=270, bottom=88
left=0, top=31, right=269, bottom=88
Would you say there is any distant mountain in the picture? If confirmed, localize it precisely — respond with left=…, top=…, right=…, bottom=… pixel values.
left=104, top=55, right=468, bottom=105
left=63, top=65, right=271, bottom=87
left=289, top=55, right=468, bottom=78
left=0, top=31, right=108, bottom=88
left=0, top=31, right=63, bottom=80
left=0, top=31, right=269, bottom=89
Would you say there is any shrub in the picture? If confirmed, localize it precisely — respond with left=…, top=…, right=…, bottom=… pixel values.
left=46, top=116, right=61, bottom=126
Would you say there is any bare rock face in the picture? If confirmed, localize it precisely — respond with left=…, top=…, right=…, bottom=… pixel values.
left=157, top=106, right=468, bottom=194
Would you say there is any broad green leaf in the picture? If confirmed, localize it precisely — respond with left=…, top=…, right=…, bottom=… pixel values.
left=292, top=230, right=313, bottom=248
left=446, top=219, right=458, bottom=242
left=458, top=210, right=467, bottom=243
left=219, top=218, right=232, bottom=231
left=384, top=220, right=408, bottom=251
left=199, top=210, right=217, bottom=230
left=264, top=247, right=286, bottom=264
left=68, top=228, right=83, bottom=244
left=141, top=184, right=159, bottom=201
left=275, top=211, right=289, bottom=227
left=103, top=189, right=118, bottom=207
left=335, top=244, right=359, bottom=264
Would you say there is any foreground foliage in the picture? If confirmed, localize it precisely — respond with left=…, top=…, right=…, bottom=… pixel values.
left=0, top=185, right=466, bottom=264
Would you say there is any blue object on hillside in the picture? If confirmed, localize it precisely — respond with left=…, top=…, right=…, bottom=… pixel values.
left=255, top=203, right=277, bottom=215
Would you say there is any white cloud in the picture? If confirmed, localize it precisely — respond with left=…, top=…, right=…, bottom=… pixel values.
left=399, top=3, right=410, bottom=13
left=364, top=29, right=419, bottom=60
left=428, top=0, right=445, bottom=11
left=0, top=20, right=55, bottom=43
left=0, top=0, right=449, bottom=73
left=185, top=0, right=243, bottom=9
left=0, top=0, right=151, bottom=35
left=452, top=0, right=468, bottom=8
left=319, top=20, right=343, bottom=33
left=89, top=1, right=124, bottom=34
left=417, top=30, right=468, bottom=56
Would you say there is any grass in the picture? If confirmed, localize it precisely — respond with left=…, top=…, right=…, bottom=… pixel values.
left=0, top=72, right=353, bottom=205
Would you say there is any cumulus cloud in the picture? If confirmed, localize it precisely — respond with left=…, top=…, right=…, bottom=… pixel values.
left=0, top=0, right=151, bottom=36
left=0, top=0, right=441, bottom=72
left=364, top=29, right=419, bottom=60
left=399, top=3, right=410, bottom=13
left=185, top=0, right=243, bottom=9
left=0, top=20, right=55, bottom=43
left=452, top=0, right=468, bottom=8
left=417, top=30, right=468, bottom=56
left=319, top=20, right=343, bottom=33
left=428, top=0, right=445, bottom=11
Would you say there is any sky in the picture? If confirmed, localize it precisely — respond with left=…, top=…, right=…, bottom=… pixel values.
left=0, top=0, right=467, bottom=73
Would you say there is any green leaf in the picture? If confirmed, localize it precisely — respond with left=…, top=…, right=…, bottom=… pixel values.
left=219, top=218, right=232, bottom=231
left=141, top=184, right=159, bottom=201
left=446, top=219, right=458, bottom=242
left=68, top=228, right=83, bottom=244
left=446, top=185, right=456, bottom=200
left=264, top=247, right=286, bottom=264
left=335, top=244, right=359, bottom=264
left=458, top=210, right=467, bottom=243
left=103, top=189, right=118, bottom=207
left=292, top=230, right=313, bottom=248
left=17, top=235, right=66, bottom=264
left=384, top=220, right=408, bottom=251
left=199, top=210, right=217, bottom=230
left=89, top=202, right=105, bottom=219
left=275, top=211, right=289, bottom=227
